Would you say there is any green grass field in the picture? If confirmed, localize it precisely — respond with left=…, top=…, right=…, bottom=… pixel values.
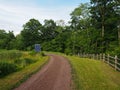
left=67, top=56, right=120, bottom=90
left=0, top=50, right=48, bottom=90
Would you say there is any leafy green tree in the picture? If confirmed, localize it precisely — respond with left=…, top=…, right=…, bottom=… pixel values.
left=6, top=31, right=15, bottom=50
left=21, top=18, right=42, bottom=50
left=0, top=30, right=8, bottom=49
left=41, top=19, right=57, bottom=41
left=90, top=0, right=120, bottom=53
left=70, top=3, right=90, bottom=30
left=69, top=3, right=92, bottom=54
left=0, top=30, right=15, bottom=50
left=15, top=34, right=24, bottom=50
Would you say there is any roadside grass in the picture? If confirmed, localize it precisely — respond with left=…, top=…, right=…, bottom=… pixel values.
left=0, top=50, right=22, bottom=61
left=0, top=51, right=48, bottom=90
left=67, top=56, right=120, bottom=90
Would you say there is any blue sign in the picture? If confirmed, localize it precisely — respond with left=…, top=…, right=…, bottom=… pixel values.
left=35, top=44, right=41, bottom=52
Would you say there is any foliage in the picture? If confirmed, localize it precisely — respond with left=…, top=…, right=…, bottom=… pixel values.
left=0, top=53, right=48, bottom=90
left=0, top=50, right=45, bottom=78
left=0, top=1, right=120, bottom=56
left=40, top=51, right=45, bottom=56
left=0, top=50, right=22, bottom=61
left=0, top=62, right=17, bottom=78
left=21, top=18, right=42, bottom=50
left=0, top=30, right=15, bottom=50
left=14, top=58, right=36, bottom=68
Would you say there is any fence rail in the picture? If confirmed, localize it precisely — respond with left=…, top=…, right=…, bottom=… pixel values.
left=79, top=53, right=120, bottom=71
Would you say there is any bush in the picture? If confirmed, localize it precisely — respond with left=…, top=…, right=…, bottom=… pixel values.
left=0, top=62, right=18, bottom=78
left=40, top=52, right=45, bottom=56
left=24, top=58, right=36, bottom=64
left=14, top=58, right=36, bottom=67
left=29, top=51, right=37, bottom=56
left=0, top=50, right=22, bottom=61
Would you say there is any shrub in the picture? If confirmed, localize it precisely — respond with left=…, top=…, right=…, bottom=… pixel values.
left=0, top=50, right=22, bottom=61
left=40, top=52, right=45, bottom=56
left=14, top=58, right=36, bottom=67
left=24, top=58, right=36, bottom=64
left=29, top=51, right=37, bottom=56
left=0, top=62, right=18, bottom=78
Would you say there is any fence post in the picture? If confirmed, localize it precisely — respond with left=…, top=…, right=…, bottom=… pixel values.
left=107, top=54, right=110, bottom=65
left=103, top=54, right=105, bottom=62
left=86, top=54, right=88, bottom=58
left=97, top=54, right=98, bottom=60
left=80, top=53, right=82, bottom=57
left=100, top=54, right=101, bottom=60
left=115, top=55, right=118, bottom=71
left=93, top=54, right=95, bottom=60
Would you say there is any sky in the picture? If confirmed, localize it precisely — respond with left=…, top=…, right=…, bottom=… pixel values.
left=0, top=0, right=90, bottom=35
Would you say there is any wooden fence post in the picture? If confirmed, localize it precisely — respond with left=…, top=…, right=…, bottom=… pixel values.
left=93, top=54, right=95, bottom=60
left=86, top=54, right=88, bottom=58
left=107, top=54, right=110, bottom=65
left=97, top=54, right=98, bottom=60
left=103, top=54, right=105, bottom=62
left=80, top=53, right=82, bottom=57
left=115, top=55, right=118, bottom=71
left=100, top=54, right=101, bottom=60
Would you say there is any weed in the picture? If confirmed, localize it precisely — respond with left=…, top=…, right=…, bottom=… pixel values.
left=0, top=62, right=18, bottom=78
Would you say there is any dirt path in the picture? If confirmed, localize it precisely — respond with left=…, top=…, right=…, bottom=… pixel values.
left=14, top=54, right=72, bottom=90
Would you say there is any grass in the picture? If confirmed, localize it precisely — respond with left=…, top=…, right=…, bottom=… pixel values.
left=0, top=51, right=48, bottom=90
left=67, top=56, right=120, bottom=90
left=0, top=50, right=22, bottom=61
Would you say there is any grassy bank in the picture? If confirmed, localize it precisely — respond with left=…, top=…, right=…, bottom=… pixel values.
left=67, top=56, right=120, bottom=90
left=0, top=50, right=48, bottom=90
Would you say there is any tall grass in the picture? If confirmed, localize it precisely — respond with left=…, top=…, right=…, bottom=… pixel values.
left=0, top=50, right=22, bottom=61
left=0, top=50, right=48, bottom=90
left=0, top=56, right=48, bottom=90
left=0, top=62, right=18, bottom=77
left=0, top=50, right=46, bottom=78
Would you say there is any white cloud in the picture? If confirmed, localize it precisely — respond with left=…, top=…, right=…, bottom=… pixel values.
left=0, top=4, right=75, bottom=35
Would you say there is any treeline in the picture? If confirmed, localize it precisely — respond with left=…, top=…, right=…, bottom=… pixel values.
left=0, top=0, right=120, bottom=56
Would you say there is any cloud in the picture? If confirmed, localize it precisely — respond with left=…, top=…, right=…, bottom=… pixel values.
left=0, top=3, right=76, bottom=35
left=0, top=0, right=90, bottom=35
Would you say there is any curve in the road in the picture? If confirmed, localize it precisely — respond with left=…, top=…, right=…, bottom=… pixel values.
left=14, top=54, right=72, bottom=90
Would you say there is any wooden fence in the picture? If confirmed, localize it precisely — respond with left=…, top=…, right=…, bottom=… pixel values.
left=78, top=53, right=120, bottom=71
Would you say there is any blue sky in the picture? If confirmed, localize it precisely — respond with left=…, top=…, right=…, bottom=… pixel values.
left=0, top=0, right=90, bottom=35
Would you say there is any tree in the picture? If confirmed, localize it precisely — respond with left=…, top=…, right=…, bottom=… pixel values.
left=0, top=30, right=8, bottom=49
left=21, top=18, right=42, bottom=50
left=0, top=30, right=15, bottom=50
left=6, top=31, right=16, bottom=49
left=70, top=3, right=90, bottom=30
left=90, top=0, right=120, bottom=53
left=70, top=3, right=91, bottom=54
left=41, top=19, right=57, bottom=41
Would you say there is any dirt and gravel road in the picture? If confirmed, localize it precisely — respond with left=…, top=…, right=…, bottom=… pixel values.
left=14, top=54, right=72, bottom=90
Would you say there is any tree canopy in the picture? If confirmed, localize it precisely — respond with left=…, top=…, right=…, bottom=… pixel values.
left=0, top=0, right=120, bottom=56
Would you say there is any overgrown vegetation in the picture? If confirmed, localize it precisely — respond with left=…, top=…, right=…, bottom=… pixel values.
left=0, top=50, right=48, bottom=90
left=0, top=62, right=18, bottom=77
left=67, top=56, right=120, bottom=90
left=0, top=50, right=46, bottom=77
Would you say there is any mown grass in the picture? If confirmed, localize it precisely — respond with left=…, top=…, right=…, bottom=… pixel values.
left=0, top=50, right=48, bottom=90
left=67, top=56, right=120, bottom=90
